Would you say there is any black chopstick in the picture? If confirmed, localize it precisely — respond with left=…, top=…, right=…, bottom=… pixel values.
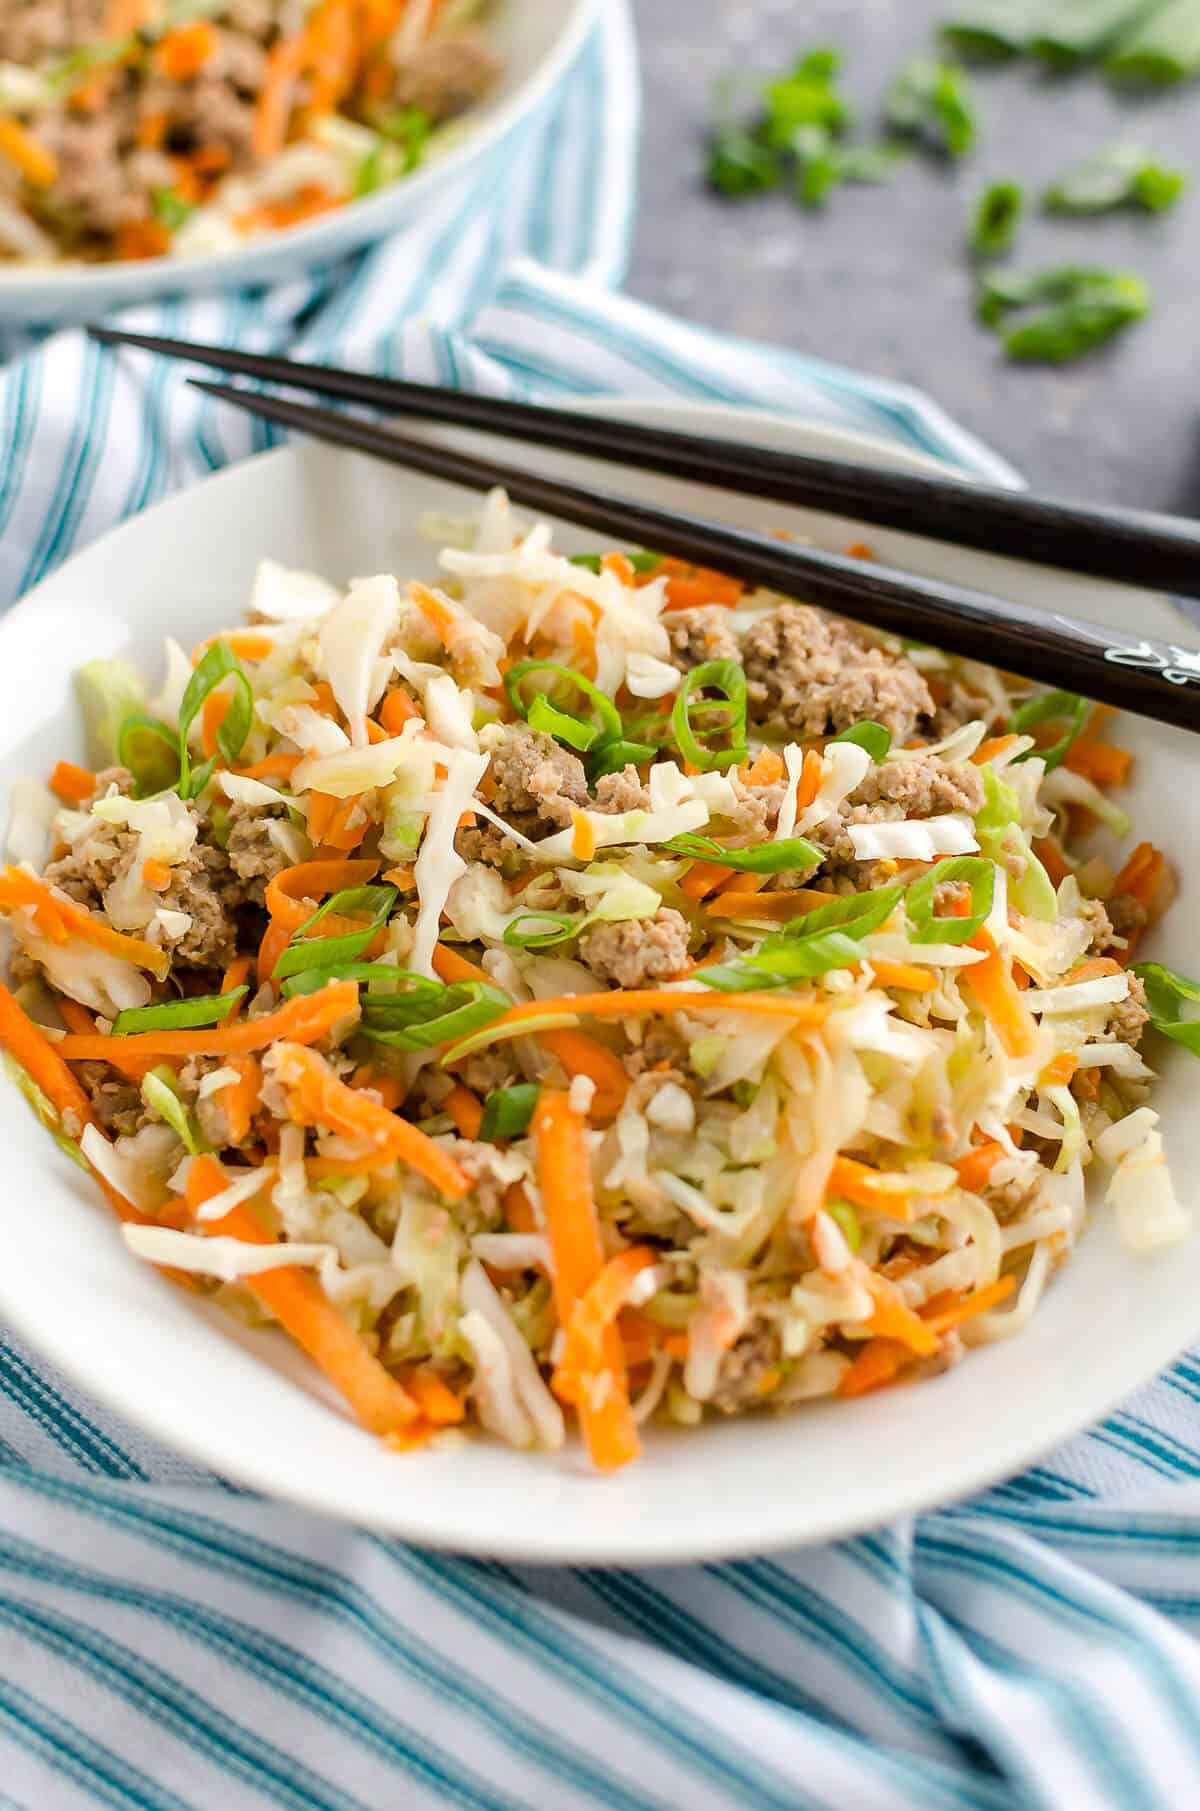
left=90, top=321, right=1200, bottom=599
left=188, top=375, right=1200, bottom=737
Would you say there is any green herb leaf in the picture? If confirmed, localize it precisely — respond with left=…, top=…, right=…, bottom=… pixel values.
left=886, top=57, right=978, bottom=158
left=177, top=640, right=253, bottom=799
left=670, top=659, right=748, bottom=772
left=1132, top=961, right=1200, bottom=1054
left=664, top=832, right=823, bottom=873
left=831, top=720, right=893, bottom=760
left=274, top=885, right=397, bottom=981
left=117, top=713, right=181, bottom=797
left=111, top=988, right=247, bottom=1037
left=1043, top=145, right=1186, bottom=215
left=972, top=180, right=1023, bottom=255
left=479, top=1081, right=540, bottom=1141
left=502, top=912, right=582, bottom=950
left=505, top=660, right=623, bottom=756
left=906, top=856, right=996, bottom=945
left=707, top=129, right=781, bottom=197
left=1008, top=689, right=1090, bottom=770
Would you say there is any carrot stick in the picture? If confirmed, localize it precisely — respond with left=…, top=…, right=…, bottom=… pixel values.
left=1032, top=837, right=1070, bottom=887
left=964, top=929, right=1039, bottom=1061
left=57, top=979, right=359, bottom=1063
left=48, top=760, right=96, bottom=804
left=862, top=1270, right=940, bottom=1356
left=839, top=1337, right=908, bottom=1397
left=1064, top=956, right=1122, bottom=985
left=534, top=1088, right=640, bottom=1471
left=1065, top=742, right=1132, bottom=787
left=221, top=954, right=253, bottom=996
left=706, top=890, right=832, bottom=922
left=403, top=1369, right=466, bottom=1426
left=257, top=919, right=291, bottom=992
left=829, top=1155, right=921, bottom=1218
left=862, top=959, right=938, bottom=994
left=954, top=1141, right=1006, bottom=1194
left=0, top=117, right=58, bottom=187
left=0, top=866, right=171, bottom=979
left=921, top=1274, right=1016, bottom=1334
left=1111, top=841, right=1165, bottom=910
left=739, top=748, right=785, bottom=788
left=218, top=1055, right=261, bottom=1146
left=554, top=1245, right=658, bottom=1396
left=679, top=859, right=735, bottom=900
left=454, top=988, right=830, bottom=1049
left=252, top=34, right=305, bottom=160
left=432, top=943, right=492, bottom=987
left=236, top=754, right=301, bottom=782
left=796, top=748, right=824, bottom=810
left=270, top=1043, right=470, bottom=1199
left=971, top=734, right=1020, bottom=765
left=380, top=689, right=420, bottom=734
left=1039, top=1051, right=1078, bottom=1088
left=187, top=1156, right=420, bottom=1436
left=539, top=1028, right=630, bottom=1122
left=444, top=1082, right=483, bottom=1140
left=503, top=1180, right=538, bottom=1234
left=264, top=858, right=378, bottom=934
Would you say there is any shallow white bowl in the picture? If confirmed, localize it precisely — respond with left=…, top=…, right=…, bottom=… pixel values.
left=1, top=400, right=1197, bottom=1564
left=0, top=0, right=596, bottom=324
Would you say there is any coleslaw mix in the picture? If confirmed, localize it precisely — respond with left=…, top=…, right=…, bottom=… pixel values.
left=0, top=0, right=500, bottom=265
left=0, top=490, right=1193, bottom=1470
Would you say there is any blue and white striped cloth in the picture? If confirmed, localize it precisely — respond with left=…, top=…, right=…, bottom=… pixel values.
left=2, top=5, right=1200, bottom=1807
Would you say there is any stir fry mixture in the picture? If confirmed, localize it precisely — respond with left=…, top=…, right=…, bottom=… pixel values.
left=0, top=492, right=1194, bottom=1470
left=0, top=0, right=500, bottom=263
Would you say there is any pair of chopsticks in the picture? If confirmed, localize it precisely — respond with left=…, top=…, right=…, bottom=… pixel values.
left=89, top=323, right=1200, bottom=735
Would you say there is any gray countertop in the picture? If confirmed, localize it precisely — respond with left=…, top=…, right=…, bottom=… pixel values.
left=626, top=0, right=1200, bottom=509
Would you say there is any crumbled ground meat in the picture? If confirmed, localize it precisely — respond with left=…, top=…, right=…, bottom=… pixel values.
left=665, top=607, right=740, bottom=671
left=741, top=605, right=934, bottom=744
left=1079, top=896, right=1116, bottom=957
left=458, top=1048, right=522, bottom=1097
left=225, top=803, right=293, bottom=905
left=86, top=765, right=135, bottom=804
left=851, top=756, right=984, bottom=817
left=624, top=1019, right=692, bottom=1076
left=487, top=724, right=588, bottom=830
left=720, top=775, right=784, bottom=841
left=455, top=822, right=514, bottom=870
left=76, top=1063, right=147, bottom=1137
left=709, top=1322, right=784, bottom=1415
left=388, top=30, right=502, bottom=122
left=932, top=677, right=1003, bottom=739
left=0, top=0, right=107, bottom=64
left=1107, top=893, right=1148, bottom=942
left=578, top=910, right=691, bottom=989
left=593, top=767, right=650, bottom=814
left=1107, top=972, right=1149, bottom=1047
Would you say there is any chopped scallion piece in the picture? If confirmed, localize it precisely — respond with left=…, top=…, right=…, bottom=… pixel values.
left=111, top=988, right=247, bottom=1037
left=905, top=857, right=995, bottom=945
left=274, top=885, right=397, bottom=981
left=479, top=1082, right=540, bottom=1141
left=176, top=640, right=253, bottom=799
left=505, top=660, right=623, bottom=755
left=502, top=912, right=581, bottom=950
left=971, top=180, right=1023, bottom=256
left=665, top=831, right=823, bottom=873
left=1031, top=0, right=1154, bottom=66
left=117, top=713, right=181, bottom=797
left=830, top=720, right=893, bottom=760
left=1043, top=145, right=1186, bottom=215
left=359, top=980, right=510, bottom=1050
left=885, top=57, right=978, bottom=158
left=670, top=659, right=748, bottom=772
left=1008, top=689, right=1089, bottom=771
left=1107, top=0, right=1200, bottom=81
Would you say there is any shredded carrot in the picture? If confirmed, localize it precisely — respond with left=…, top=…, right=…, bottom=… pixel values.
left=0, top=866, right=170, bottom=979
left=136, top=111, right=167, bottom=150
left=680, top=859, right=735, bottom=900
left=1064, top=956, right=1122, bottom=985
left=862, top=1270, right=940, bottom=1356
left=195, top=632, right=279, bottom=670
left=321, top=796, right=370, bottom=853
left=432, top=943, right=491, bottom=988
left=236, top=753, right=301, bottom=782
left=272, top=1042, right=470, bottom=1199
left=379, top=689, right=420, bottom=734
left=252, top=32, right=305, bottom=159
left=221, top=954, right=253, bottom=997
left=257, top=919, right=291, bottom=992
left=534, top=1089, right=641, bottom=1471
left=444, top=1082, right=484, bottom=1140
left=264, top=858, right=378, bottom=935
left=539, top=1028, right=629, bottom=1123
left=48, top=760, right=96, bottom=805
left=403, top=1369, right=465, bottom=1426
left=554, top=1245, right=658, bottom=1399
left=363, top=717, right=389, bottom=747
left=217, top=1055, right=261, bottom=1146
left=0, top=116, right=58, bottom=188
left=1039, top=1051, right=1078, bottom=1089
left=1065, top=741, right=1132, bottom=787
left=140, top=859, right=172, bottom=893
left=468, top=990, right=830, bottom=1051
left=201, top=690, right=231, bottom=760
left=1111, top=841, right=1165, bottom=910
left=188, top=1156, right=420, bottom=1436
left=964, top=929, right=1039, bottom=1061
left=1032, top=837, right=1070, bottom=887
left=739, top=748, right=785, bottom=788
left=570, top=810, right=597, bottom=862
left=921, top=1274, right=1016, bottom=1335
left=715, top=869, right=772, bottom=898
left=839, top=1338, right=909, bottom=1397
left=954, top=1140, right=1006, bottom=1194
left=503, top=1181, right=538, bottom=1234
left=971, top=734, right=1019, bottom=765
left=600, top=551, right=635, bottom=586
left=796, top=748, right=824, bottom=810
left=829, top=1155, right=920, bottom=1219
left=350, top=1065, right=406, bottom=1113
left=56, top=999, right=158, bottom=1082
left=305, top=791, right=337, bottom=846
left=570, top=612, right=597, bottom=679
left=862, top=959, right=937, bottom=994
left=410, top=581, right=459, bottom=648
left=57, top=979, right=358, bottom=1064
left=156, top=18, right=218, bottom=78
left=114, top=219, right=169, bottom=261
left=706, top=889, right=839, bottom=922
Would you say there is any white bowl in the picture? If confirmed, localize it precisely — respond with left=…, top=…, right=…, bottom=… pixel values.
left=0, top=0, right=597, bottom=324
left=1, top=399, right=1197, bottom=1564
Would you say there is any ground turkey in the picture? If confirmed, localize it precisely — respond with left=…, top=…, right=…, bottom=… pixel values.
left=578, top=910, right=691, bottom=989
left=709, top=1321, right=784, bottom=1414
left=741, top=604, right=934, bottom=744
left=76, top=1064, right=146, bottom=1137
left=487, top=723, right=589, bottom=830
left=388, top=31, right=502, bottom=122
left=225, top=802, right=295, bottom=905
left=665, top=607, right=740, bottom=672
left=851, top=755, right=984, bottom=817
left=1107, top=972, right=1149, bottom=1047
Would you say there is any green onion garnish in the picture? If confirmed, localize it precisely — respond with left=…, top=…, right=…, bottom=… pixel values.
left=1030, top=0, right=1153, bottom=66
left=479, top=1082, right=540, bottom=1141
left=629, top=551, right=663, bottom=573
left=830, top=720, right=893, bottom=761
left=502, top=912, right=581, bottom=950
left=980, top=268, right=1151, bottom=364
left=664, top=832, right=823, bottom=873
left=505, top=660, right=623, bottom=755
left=670, top=659, right=748, bottom=773
left=942, top=1, right=1041, bottom=59
left=885, top=57, right=978, bottom=158
left=568, top=553, right=604, bottom=574
left=1132, top=961, right=1200, bottom=1056
left=142, top=1068, right=209, bottom=1156
left=906, top=857, right=996, bottom=945
left=586, top=739, right=659, bottom=781
left=775, top=884, right=905, bottom=939
left=177, top=640, right=253, bottom=799
left=971, top=180, right=1023, bottom=256
left=360, top=980, right=510, bottom=1050
left=117, top=713, right=181, bottom=797
left=1043, top=145, right=1186, bottom=215
left=1108, top=0, right=1200, bottom=83
left=1008, top=689, right=1089, bottom=772
left=152, top=187, right=194, bottom=232
left=279, top=960, right=411, bottom=999
left=273, top=885, right=397, bottom=981
left=111, top=988, right=247, bottom=1037
left=696, top=884, right=904, bottom=991
left=825, top=1198, right=862, bottom=1250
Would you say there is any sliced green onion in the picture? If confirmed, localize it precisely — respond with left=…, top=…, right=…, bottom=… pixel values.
left=629, top=551, right=663, bottom=573
left=1043, top=145, right=1186, bottom=215
left=975, top=766, right=1057, bottom=922
left=906, top=857, right=996, bottom=946
left=152, top=186, right=194, bottom=232
left=177, top=640, right=253, bottom=799
left=374, top=105, right=431, bottom=170
left=586, top=739, right=658, bottom=781
left=1132, top=961, right=1200, bottom=1055
left=1008, top=689, right=1089, bottom=772
left=502, top=912, right=581, bottom=950
left=360, top=981, right=510, bottom=1050
left=774, top=884, right=904, bottom=940
left=142, top=1068, right=208, bottom=1156
left=825, top=1198, right=862, bottom=1250
left=1108, top=1, right=1200, bottom=84
left=972, top=180, right=1023, bottom=255
left=479, top=1082, right=540, bottom=1141
left=977, top=263, right=1118, bottom=327
left=670, top=659, right=747, bottom=773
left=885, top=57, right=978, bottom=158
left=111, top=988, right=247, bottom=1037
left=505, top=660, right=623, bottom=755
left=830, top=720, right=893, bottom=760
left=698, top=928, right=866, bottom=991
left=664, top=831, right=823, bottom=873
left=568, top=552, right=603, bottom=574
left=1031, top=0, right=1152, bottom=66
left=274, top=885, right=397, bottom=981
left=942, top=0, right=1041, bottom=59
left=117, top=713, right=181, bottom=797
left=1002, top=275, right=1150, bottom=364
left=280, top=961, right=413, bottom=999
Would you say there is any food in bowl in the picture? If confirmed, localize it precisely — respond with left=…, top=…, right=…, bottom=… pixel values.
left=0, top=0, right=502, bottom=264
left=0, top=491, right=1192, bottom=1471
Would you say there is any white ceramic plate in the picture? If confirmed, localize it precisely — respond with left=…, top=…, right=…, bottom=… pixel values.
left=1, top=401, right=1197, bottom=1565
left=0, top=0, right=596, bottom=324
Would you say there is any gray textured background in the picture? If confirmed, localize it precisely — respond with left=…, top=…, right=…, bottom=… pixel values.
left=626, top=0, right=1200, bottom=508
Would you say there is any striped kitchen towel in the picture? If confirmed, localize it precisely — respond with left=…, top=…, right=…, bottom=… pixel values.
left=3, top=4, right=1200, bottom=1808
